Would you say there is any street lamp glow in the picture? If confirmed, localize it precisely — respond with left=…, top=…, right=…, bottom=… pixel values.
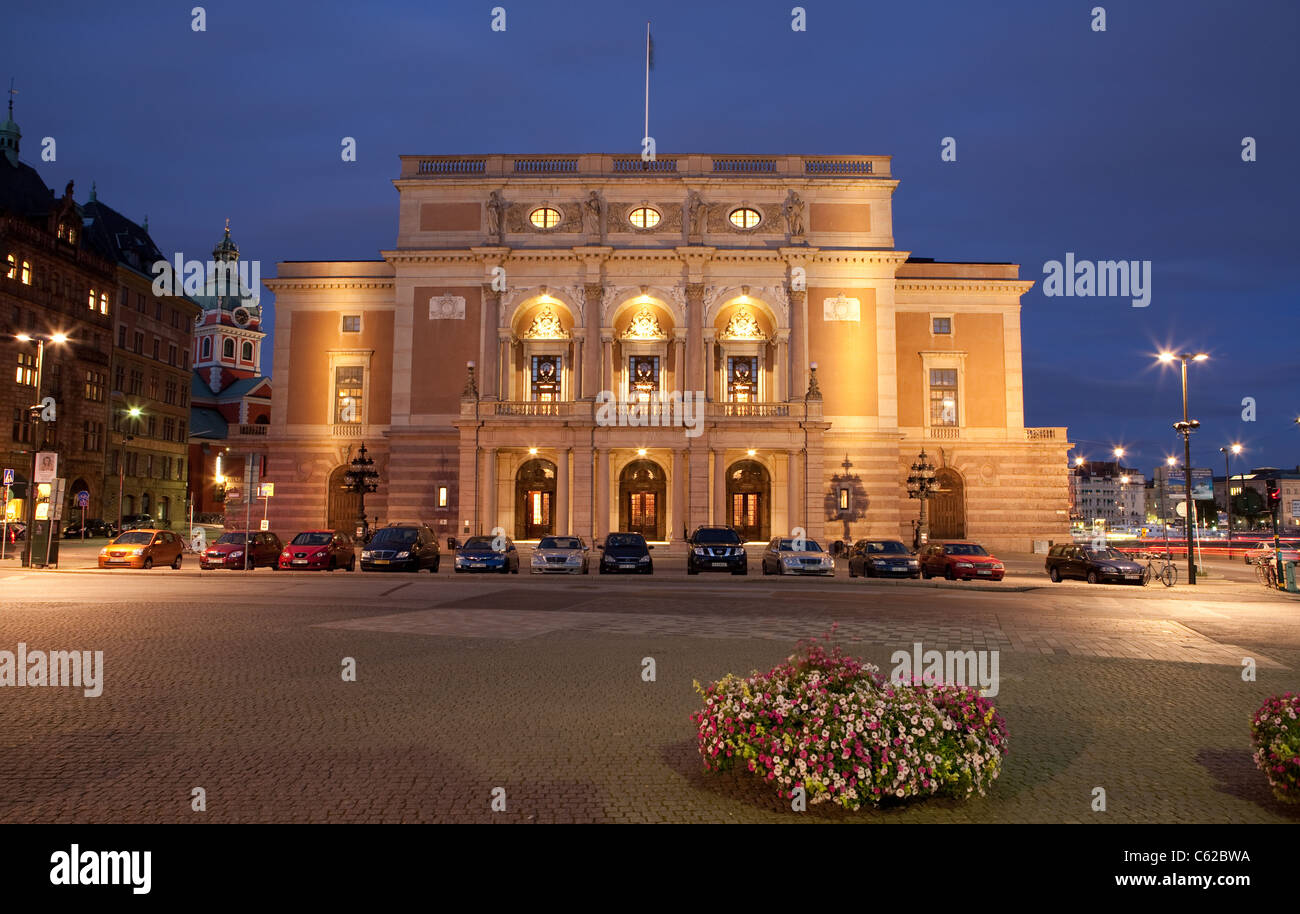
left=15, top=333, right=32, bottom=342
left=50, top=333, right=68, bottom=344
left=1158, top=351, right=1175, bottom=363
left=1074, top=456, right=1085, bottom=467
left=1192, top=353, right=1208, bottom=361
left=127, top=406, right=142, bottom=419
left=1113, top=447, right=1125, bottom=458
left=1166, top=456, right=1177, bottom=466
left=1120, top=475, right=1130, bottom=484
left=1231, top=443, right=1242, bottom=454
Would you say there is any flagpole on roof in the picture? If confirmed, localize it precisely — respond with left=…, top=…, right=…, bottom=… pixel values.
left=644, top=21, right=651, bottom=144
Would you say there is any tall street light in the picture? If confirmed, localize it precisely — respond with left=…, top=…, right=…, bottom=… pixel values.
left=117, top=406, right=142, bottom=532
left=906, top=449, right=938, bottom=549
left=1159, top=350, right=1208, bottom=584
left=1220, top=443, right=1242, bottom=559
left=15, top=332, right=69, bottom=567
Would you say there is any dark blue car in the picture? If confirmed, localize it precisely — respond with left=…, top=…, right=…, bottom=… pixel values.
left=598, top=532, right=654, bottom=574
left=453, top=534, right=519, bottom=574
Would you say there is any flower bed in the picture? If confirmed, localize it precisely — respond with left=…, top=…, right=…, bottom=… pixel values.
left=1251, top=692, right=1300, bottom=804
left=691, top=635, right=1009, bottom=810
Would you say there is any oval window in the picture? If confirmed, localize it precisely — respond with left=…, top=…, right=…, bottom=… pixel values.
left=729, top=208, right=761, bottom=229
left=529, top=207, right=561, bottom=229
left=629, top=206, right=661, bottom=229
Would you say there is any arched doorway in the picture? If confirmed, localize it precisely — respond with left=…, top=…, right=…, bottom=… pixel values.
left=726, top=459, right=770, bottom=542
left=930, top=468, right=965, bottom=539
left=515, top=458, right=556, bottom=539
left=69, top=478, right=89, bottom=518
left=619, top=459, right=666, bottom=540
left=327, top=465, right=359, bottom=531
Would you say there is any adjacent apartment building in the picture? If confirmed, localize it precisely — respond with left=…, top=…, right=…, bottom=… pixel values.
left=262, top=152, right=1072, bottom=552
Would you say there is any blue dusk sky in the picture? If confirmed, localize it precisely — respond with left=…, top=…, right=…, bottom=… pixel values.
left=5, top=0, right=1297, bottom=474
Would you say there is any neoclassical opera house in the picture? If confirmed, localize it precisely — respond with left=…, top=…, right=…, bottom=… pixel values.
left=262, top=153, right=1071, bottom=551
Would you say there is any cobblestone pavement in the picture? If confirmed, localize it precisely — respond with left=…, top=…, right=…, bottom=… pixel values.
left=0, top=570, right=1296, bottom=823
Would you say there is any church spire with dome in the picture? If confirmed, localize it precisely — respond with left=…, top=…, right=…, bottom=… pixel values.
left=0, top=80, right=21, bottom=167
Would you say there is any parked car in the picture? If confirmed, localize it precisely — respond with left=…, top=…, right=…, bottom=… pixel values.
left=529, top=535, right=589, bottom=574
left=201, top=531, right=285, bottom=570
left=919, top=542, right=1005, bottom=581
left=686, top=526, right=748, bottom=575
left=119, top=513, right=156, bottom=531
left=1045, top=543, right=1144, bottom=584
left=278, top=530, right=356, bottom=571
left=361, top=523, right=440, bottom=572
left=597, top=532, right=654, bottom=574
left=847, top=539, right=920, bottom=578
left=98, top=529, right=185, bottom=569
left=1244, top=541, right=1300, bottom=565
left=760, top=536, right=835, bottom=576
left=453, top=534, right=519, bottom=573
left=63, top=518, right=118, bottom=538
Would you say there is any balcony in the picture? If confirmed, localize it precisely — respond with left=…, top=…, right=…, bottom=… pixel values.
left=331, top=423, right=364, bottom=438
left=708, top=402, right=793, bottom=419
left=235, top=423, right=269, bottom=436
left=400, top=154, right=891, bottom=180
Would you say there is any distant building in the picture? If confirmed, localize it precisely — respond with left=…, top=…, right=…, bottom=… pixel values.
left=83, top=188, right=199, bottom=529
left=1216, top=467, right=1300, bottom=534
left=1069, top=460, right=1144, bottom=528
left=186, top=223, right=270, bottom=522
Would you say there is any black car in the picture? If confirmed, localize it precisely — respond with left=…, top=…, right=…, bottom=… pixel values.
left=1045, top=543, right=1144, bottom=585
left=119, top=513, right=155, bottom=531
left=598, top=532, right=653, bottom=574
left=847, top=539, right=920, bottom=578
left=686, top=526, right=747, bottom=575
left=63, top=518, right=118, bottom=538
left=361, top=523, right=440, bottom=572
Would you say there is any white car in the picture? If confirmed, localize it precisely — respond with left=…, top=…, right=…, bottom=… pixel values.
left=760, top=536, right=835, bottom=576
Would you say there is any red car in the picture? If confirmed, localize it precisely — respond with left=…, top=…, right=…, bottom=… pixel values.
left=919, top=542, right=1005, bottom=581
left=201, top=531, right=285, bottom=570
left=278, top=530, right=356, bottom=571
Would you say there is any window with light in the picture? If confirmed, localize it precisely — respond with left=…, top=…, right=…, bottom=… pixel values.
left=629, top=207, right=660, bottom=229
left=929, top=368, right=958, bottom=426
left=529, top=207, right=561, bottom=229
left=729, top=208, right=761, bottom=229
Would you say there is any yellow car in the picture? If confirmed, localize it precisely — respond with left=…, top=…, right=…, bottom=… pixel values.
left=98, top=529, right=185, bottom=569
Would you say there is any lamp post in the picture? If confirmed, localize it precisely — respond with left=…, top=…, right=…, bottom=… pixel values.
left=1220, top=443, right=1241, bottom=559
left=906, top=449, right=938, bottom=549
left=1159, top=350, right=1208, bottom=585
left=15, top=332, right=68, bottom=567
left=117, top=406, right=142, bottom=532
left=343, top=442, right=379, bottom=544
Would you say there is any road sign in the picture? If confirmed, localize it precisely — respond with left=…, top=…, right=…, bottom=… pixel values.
left=259, top=519, right=269, bottom=532
left=75, top=490, right=90, bottom=508
left=2, top=468, right=12, bottom=486
left=258, top=483, right=275, bottom=498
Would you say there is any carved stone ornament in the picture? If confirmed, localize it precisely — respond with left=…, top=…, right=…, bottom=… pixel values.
left=719, top=306, right=766, bottom=341
left=621, top=306, right=667, bottom=340
left=429, top=294, right=466, bottom=320
left=521, top=305, right=567, bottom=339
left=823, top=293, right=860, bottom=322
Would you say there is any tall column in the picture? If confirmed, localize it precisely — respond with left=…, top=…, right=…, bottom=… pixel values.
left=497, top=334, right=510, bottom=400
left=672, top=334, right=687, bottom=394
left=774, top=333, right=789, bottom=402
left=572, top=335, right=584, bottom=401
left=787, top=450, right=802, bottom=532
left=483, top=447, right=498, bottom=534
left=671, top=448, right=685, bottom=542
left=688, top=446, right=711, bottom=531
left=583, top=283, right=603, bottom=398
left=686, top=283, right=705, bottom=393
left=571, top=442, right=593, bottom=541
left=482, top=285, right=500, bottom=399
left=595, top=447, right=610, bottom=540
left=602, top=336, right=615, bottom=396
left=712, top=448, right=727, bottom=526
left=703, top=334, right=716, bottom=401
left=789, top=289, right=808, bottom=400
left=556, top=448, right=569, bottom=533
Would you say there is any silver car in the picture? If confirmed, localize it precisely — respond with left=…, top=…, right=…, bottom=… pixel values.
left=760, top=536, right=835, bottom=576
left=529, top=535, right=590, bottom=574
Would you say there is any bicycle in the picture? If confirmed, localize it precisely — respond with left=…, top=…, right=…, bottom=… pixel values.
left=1140, top=552, right=1177, bottom=587
left=1255, top=560, right=1279, bottom=591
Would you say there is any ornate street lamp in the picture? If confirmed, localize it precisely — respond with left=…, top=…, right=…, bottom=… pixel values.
left=343, top=443, right=380, bottom=542
left=906, top=449, right=938, bottom=549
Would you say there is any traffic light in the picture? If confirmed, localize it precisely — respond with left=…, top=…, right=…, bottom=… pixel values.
left=1265, top=479, right=1280, bottom=514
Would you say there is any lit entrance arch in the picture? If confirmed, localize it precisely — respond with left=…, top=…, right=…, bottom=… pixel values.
left=930, top=468, right=965, bottom=539
left=619, top=458, right=666, bottom=541
left=726, top=459, right=770, bottom=542
left=515, top=458, right=556, bottom=540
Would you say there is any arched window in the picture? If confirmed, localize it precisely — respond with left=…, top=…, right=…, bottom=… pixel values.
left=222, top=338, right=234, bottom=359
left=159, top=496, right=170, bottom=523
left=201, top=337, right=212, bottom=360
left=241, top=341, right=254, bottom=361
